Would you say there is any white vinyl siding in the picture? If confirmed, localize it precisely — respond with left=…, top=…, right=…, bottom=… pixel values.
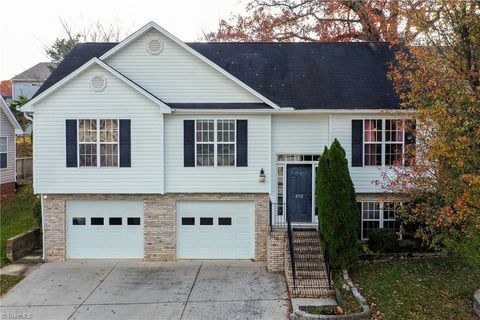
left=164, top=114, right=270, bottom=193
left=331, top=114, right=402, bottom=193
left=33, top=65, right=164, bottom=194
left=0, top=109, right=15, bottom=184
left=106, top=29, right=263, bottom=103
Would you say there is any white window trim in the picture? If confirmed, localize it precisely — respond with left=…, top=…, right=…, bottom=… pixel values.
left=194, top=119, right=237, bottom=168
left=360, top=201, right=398, bottom=240
left=0, top=136, right=7, bottom=170
left=77, top=119, right=120, bottom=168
left=363, top=119, right=405, bottom=167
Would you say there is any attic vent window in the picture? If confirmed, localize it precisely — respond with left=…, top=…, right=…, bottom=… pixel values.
left=146, top=39, right=164, bottom=55
left=91, top=75, right=107, bottom=92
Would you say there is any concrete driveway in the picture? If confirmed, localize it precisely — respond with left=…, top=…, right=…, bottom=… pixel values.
left=0, top=260, right=289, bottom=320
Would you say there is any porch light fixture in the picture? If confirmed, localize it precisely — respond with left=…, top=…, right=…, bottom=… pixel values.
left=258, top=168, right=266, bottom=183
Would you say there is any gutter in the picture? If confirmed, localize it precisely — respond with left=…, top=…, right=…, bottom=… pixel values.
left=171, top=108, right=415, bottom=115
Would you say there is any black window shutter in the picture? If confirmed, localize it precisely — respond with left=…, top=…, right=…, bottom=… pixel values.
left=351, top=120, right=363, bottom=167
left=404, top=119, right=416, bottom=166
left=66, top=119, right=77, bottom=167
left=119, top=120, right=131, bottom=167
left=184, top=120, right=195, bottom=167
left=357, top=202, right=362, bottom=239
left=236, top=120, right=248, bottom=167
left=0, top=153, right=6, bottom=169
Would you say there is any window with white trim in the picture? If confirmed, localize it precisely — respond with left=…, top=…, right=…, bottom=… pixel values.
left=361, top=201, right=399, bottom=240
left=0, top=137, right=7, bottom=169
left=195, top=120, right=236, bottom=167
left=364, top=119, right=404, bottom=166
left=78, top=119, right=118, bottom=167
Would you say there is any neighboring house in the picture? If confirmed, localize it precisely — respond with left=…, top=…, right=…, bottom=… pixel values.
left=12, top=62, right=56, bottom=99
left=0, top=96, right=23, bottom=198
left=21, top=22, right=414, bottom=264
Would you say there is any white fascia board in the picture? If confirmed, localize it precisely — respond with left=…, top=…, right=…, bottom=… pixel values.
left=100, top=21, right=281, bottom=110
left=0, top=96, right=23, bottom=134
left=172, top=108, right=415, bottom=114
left=20, top=58, right=171, bottom=113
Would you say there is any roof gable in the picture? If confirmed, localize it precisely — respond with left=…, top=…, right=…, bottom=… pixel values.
left=12, top=62, right=57, bottom=82
left=21, top=58, right=171, bottom=113
left=101, top=22, right=280, bottom=109
left=0, top=96, right=23, bottom=134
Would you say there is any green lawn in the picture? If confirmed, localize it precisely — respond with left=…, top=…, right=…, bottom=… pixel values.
left=0, top=274, right=24, bottom=295
left=350, top=258, right=480, bottom=320
left=0, top=184, right=38, bottom=266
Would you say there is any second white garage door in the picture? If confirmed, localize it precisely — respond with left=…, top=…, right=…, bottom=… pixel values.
left=177, top=201, right=255, bottom=259
left=66, top=200, right=144, bottom=259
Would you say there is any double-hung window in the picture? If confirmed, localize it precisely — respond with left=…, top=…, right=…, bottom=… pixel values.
left=363, top=119, right=404, bottom=166
left=361, top=201, right=399, bottom=240
left=195, top=119, right=235, bottom=167
left=78, top=119, right=118, bottom=167
left=0, top=137, right=7, bottom=169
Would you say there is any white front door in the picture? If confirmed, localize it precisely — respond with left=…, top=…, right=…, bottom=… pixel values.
left=66, top=200, right=144, bottom=259
left=177, top=201, right=255, bottom=259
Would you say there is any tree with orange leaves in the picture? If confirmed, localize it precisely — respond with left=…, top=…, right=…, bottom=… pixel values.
left=385, top=0, right=480, bottom=262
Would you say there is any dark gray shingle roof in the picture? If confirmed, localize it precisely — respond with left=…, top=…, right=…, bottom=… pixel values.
left=34, top=41, right=400, bottom=109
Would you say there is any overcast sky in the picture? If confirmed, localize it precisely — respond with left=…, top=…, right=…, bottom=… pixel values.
left=0, top=0, right=245, bottom=80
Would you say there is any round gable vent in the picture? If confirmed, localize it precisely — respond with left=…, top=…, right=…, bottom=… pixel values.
left=91, top=75, right=107, bottom=92
left=146, top=39, right=164, bottom=55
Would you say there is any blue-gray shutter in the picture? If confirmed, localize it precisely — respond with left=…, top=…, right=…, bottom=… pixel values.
left=184, top=120, right=195, bottom=167
left=236, top=120, right=248, bottom=167
left=351, top=120, right=363, bottom=167
left=404, top=120, right=416, bottom=166
left=66, top=119, right=77, bottom=167
left=119, top=120, right=131, bottom=167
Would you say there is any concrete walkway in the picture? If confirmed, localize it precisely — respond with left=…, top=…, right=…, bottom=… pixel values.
left=0, top=260, right=289, bottom=320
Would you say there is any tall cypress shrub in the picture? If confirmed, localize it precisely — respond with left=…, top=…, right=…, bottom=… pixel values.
left=316, top=139, right=359, bottom=270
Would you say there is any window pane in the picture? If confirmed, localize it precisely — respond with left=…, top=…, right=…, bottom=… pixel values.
left=109, top=217, right=122, bottom=225
left=79, top=143, right=97, bottom=167
left=364, top=144, right=382, bottom=166
left=79, top=119, right=97, bottom=142
left=362, top=220, right=380, bottom=239
left=200, top=217, right=213, bottom=225
left=182, top=217, right=195, bottom=225
left=100, top=119, right=118, bottom=142
left=364, top=119, right=382, bottom=142
left=217, top=144, right=235, bottom=166
left=386, top=120, right=403, bottom=142
left=91, top=217, right=104, bottom=225
left=72, top=217, right=86, bottom=225
left=385, top=143, right=403, bottom=166
left=218, top=217, right=232, bottom=225
left=100, top=144, right=118, bottom=167
left=0, top=137, right=7, bottom=153
left=196, top=144, right=214, bottom=166
left=217, top=120, right=235, bottom=142
left=127, top=217, right=141, bottom=225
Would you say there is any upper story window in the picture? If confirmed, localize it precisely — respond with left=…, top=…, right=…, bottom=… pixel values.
left=364, top=119, right=404, bottom=166
left=0, top=137, right=7, bottom=169
left=195, top=119, right=235, bottom=167
left=78, top=119, right=118, bottom=167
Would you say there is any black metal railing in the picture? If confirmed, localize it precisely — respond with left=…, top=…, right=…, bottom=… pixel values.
left=286, top=208, right=297, bottom=289
left=269, top=202, right=287, bottom=231
left=323, top=244, right=332, bottom=289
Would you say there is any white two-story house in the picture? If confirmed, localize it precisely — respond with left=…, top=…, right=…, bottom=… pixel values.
left=21, top=22, right=413, bottom=266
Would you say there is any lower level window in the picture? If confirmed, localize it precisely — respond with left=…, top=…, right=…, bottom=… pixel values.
left=0, top=137, right=7, bottom=169
left=361, top=201, right=399, bottom=240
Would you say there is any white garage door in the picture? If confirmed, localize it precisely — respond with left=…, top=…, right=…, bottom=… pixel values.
left=67, top=200, right=144, bottom=259
left=177, top=201, right=255, bottom=259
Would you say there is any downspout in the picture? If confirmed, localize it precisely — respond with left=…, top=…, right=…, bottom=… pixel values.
left=41, top=194, right=45, bottom=261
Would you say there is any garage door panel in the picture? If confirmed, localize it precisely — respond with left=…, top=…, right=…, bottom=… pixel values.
left=67, top=200, right=144, bottom=259
left=177, top=201, right=255, bottom=259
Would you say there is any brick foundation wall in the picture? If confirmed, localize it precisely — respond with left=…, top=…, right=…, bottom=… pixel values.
left=0, top=182, right=16, bottom=201
left=42, top=193, right=269, bottom=262
left=267, top=231, right=286, bottom=272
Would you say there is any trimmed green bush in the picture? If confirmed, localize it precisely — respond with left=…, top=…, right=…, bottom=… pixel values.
left=367, top=229, right=400, bottom=253
left=316, top=139, right=359, bottom=270
left=32, top=197, right=42, bottom=228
